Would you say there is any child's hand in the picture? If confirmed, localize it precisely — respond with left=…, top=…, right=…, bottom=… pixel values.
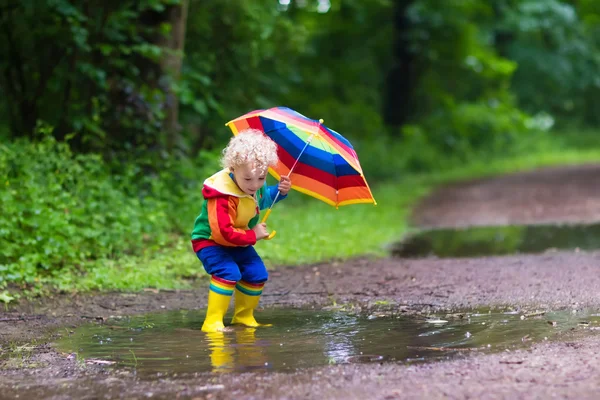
left=278, top=176, right=291, bottom=196
left=252, top=223, right=270, bottom=240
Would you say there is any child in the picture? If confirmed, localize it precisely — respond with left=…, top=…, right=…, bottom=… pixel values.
left=191, top=129, right=291, bottom=333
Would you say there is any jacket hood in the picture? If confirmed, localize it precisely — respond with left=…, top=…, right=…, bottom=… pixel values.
left=202, top=169, right=249, bottom=199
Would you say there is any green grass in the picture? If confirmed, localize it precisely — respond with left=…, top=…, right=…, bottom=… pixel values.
left=8, top=129, right=600, bottom=297
left=258, top=182, right=425, bottom=265
left=45, top=239, right=200, bottom=293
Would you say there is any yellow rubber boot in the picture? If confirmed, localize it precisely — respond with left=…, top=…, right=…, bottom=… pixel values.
left=231, top=281, right=272, bottom=327
left=201, top=276, right=235, bottom=333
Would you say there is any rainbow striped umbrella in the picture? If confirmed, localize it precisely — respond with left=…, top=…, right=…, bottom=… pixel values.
left=226, top=107, right=376, bottom=210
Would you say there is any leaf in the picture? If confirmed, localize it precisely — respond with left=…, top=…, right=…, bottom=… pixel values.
left=99, top=44, right=114, bottom=56
left=192, top=100, right=208, bottom=115
left=0, top=291, right=15, bottom=304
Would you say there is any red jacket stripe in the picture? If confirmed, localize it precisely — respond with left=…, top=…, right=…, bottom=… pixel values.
left=207, top=197, right=257, bottom=246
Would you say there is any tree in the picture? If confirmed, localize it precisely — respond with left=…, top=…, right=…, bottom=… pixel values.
left=155, top=0, right=190, bottom=152
left=496, top=0, right=600, bottom=125
left=384, top=0, right=417, bottom=127
left=0, top=0, right=183, bottom=153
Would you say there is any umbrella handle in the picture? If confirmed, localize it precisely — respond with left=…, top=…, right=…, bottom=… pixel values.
left=260, top=209, right=277, bottom=240
left=261, top=208, right=272, bottom=223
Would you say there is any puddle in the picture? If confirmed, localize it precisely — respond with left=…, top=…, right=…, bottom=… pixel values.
left=392, top=223, right=600, bottom=258
left=55, top=308, right=600, bottom=376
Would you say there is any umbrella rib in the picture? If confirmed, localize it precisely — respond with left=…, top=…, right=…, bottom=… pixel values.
left=289, top=134, right=315, bottom=176
left=267, top=129, right=315, bottom=210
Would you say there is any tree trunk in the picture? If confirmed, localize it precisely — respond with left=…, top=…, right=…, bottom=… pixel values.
left=383, top=0, right=416, bottom=128
left=160, top=0, right=189, bottom=153
left=492, top=0, right=514, bottom=58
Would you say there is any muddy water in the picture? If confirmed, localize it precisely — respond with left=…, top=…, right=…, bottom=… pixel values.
left=54, top=308, right=600, bottom=377
left=393, top=223, right=600, bottom=258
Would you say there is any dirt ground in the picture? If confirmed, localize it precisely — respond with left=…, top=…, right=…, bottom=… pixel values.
left=2, top=164, right=600, bottom=400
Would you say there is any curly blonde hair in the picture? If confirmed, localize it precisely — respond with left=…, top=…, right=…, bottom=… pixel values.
left=221, top=128, right=279, bottom=175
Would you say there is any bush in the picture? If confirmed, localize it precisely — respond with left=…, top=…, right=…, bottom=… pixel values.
left=0, top=134, right=176, bottom=287
left=405, top=101, right=537, bottom=162
left=132, top=149, right=221, bottom=234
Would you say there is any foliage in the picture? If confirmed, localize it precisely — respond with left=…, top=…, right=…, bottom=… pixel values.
left=401, top=102, right=534, bottom=167
left=0, top=126, right=172, bottom=287
left=0, top=0, right=179, bottom=151
left=178, top=0, right=311, bottom=152
left=134, top=149, right=221, bottom=234
left=0, top=290, right=16, bottom=304
left=389, top=0, right=537, bottom=159
left=47, top=239, right=200, bottom=292
left=497, top=0, right=600, bottom=124
left=276, top=0, right=394, bottom=143
left=2, top=0, right=599, bottom=155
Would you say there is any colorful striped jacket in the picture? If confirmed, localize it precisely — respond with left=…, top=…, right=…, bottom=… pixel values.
left=191, top=169, right=285, bottom=252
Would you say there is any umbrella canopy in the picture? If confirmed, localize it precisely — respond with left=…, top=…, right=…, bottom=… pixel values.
left=226, top=107, right=376, bottom=207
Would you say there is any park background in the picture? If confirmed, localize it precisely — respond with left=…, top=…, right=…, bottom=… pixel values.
left=1, top=0, right=600, bottom=301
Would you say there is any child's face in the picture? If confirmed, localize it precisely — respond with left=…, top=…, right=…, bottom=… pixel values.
left=232, top=163, right=267, bottom=196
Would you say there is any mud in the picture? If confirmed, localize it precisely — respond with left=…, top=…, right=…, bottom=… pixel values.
left=412, top=164, right=600, bottom=228
left=2, top=164, right=600, bottom=399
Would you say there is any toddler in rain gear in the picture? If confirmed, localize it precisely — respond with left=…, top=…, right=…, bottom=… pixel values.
left=191, top=129, right=291, bottom=332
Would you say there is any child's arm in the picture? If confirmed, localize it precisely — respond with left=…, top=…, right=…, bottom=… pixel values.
left=259, top=176, right=291, bottom=210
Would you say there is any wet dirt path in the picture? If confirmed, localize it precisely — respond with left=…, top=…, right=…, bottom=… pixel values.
left=2, top=164, right=600, bottom=399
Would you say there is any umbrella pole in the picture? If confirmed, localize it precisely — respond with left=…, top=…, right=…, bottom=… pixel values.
left=261, top=125, right=320, bottom=239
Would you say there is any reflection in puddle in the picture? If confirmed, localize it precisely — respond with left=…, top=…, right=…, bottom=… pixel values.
left=392, top=223, right=600, bottom=258
left=55, top=308, right=600, bottom=376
